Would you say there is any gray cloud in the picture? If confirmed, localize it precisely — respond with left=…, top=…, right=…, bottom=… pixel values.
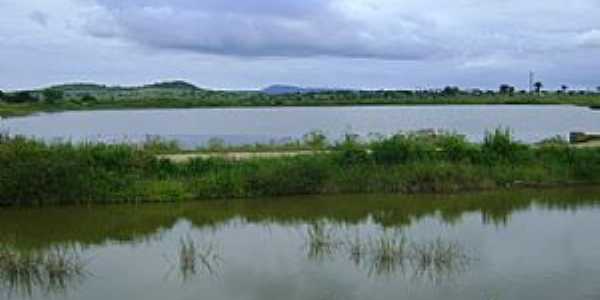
left=84, top=0, right=447, bottom=60
left=83, top=0, right=600, bottom=61
left=2, top=0, right=600, bottom=90
left=29, top=10, right=49, bottom=27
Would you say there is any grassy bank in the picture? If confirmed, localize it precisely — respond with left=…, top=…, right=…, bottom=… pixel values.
left=1, top=130, right=599, bottom=205
left=2, top=93, right=600, bottom=118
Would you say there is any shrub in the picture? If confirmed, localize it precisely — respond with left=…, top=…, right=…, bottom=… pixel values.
left=334, top=134, right=370, bottom=166
left=434, top=134, right=478, bottom=162
left=481, top=129, right=531, bottom=164
left=371, top=134, right=437, bottom=164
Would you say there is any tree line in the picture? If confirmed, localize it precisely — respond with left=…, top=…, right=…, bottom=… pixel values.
left=2, top=83, right=600, bottom=104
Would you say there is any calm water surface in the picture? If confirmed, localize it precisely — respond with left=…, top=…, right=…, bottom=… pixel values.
left=1, top=187, right=600, bottom=300
left=1, top=105, right=599, bottom=147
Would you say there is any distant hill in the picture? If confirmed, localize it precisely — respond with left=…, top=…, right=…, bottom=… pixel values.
left=49, top=83, right=107, bottom=91
left=143, top=81, right=199, bottom=90
left=39, top=80, right=206, bottom=101
left=49, top=81, right=199, bottom=92
left=262, top=85, right=334, bottom=95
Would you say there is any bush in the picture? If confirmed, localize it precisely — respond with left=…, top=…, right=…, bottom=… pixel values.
left=247, top=157, right=331, bottom=196
left=371, top=134, right=437, bottom=164
left=434, top=134, right=478, bottom=162
left=481, top=129, right=531, bottom=164
left=334, top=134, right=370, bottom=166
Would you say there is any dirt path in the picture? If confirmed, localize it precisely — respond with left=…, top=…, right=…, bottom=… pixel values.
left=159, top=142, right=599, bottom=163
left=158, top=150, right=330, bottom=162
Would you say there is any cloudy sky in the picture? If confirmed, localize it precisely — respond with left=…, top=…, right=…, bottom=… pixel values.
left=1, top=0, right=600, bottom=91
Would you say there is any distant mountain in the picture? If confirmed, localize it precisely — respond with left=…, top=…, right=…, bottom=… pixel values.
left=262, top=85, right=334, bottom=95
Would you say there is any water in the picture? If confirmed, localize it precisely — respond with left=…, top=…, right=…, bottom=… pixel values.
left=2, top=187, right=600, bottom=300
left=1, top=105, right=598, bottom=147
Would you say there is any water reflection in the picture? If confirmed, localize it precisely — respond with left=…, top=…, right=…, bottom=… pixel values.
left=0, top=245, right=88, bottom=299
left=165, top=236, right=222, bottom=282
left=0, top=187, right=599, bottom=300
left=304, top=227, right=473, bottom=283
left=2, top=187, right=598, bottom=251
left=305, top=223, right=343, bottom=261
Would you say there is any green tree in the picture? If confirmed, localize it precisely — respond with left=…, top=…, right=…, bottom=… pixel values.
left=4, top=91, right=38, bottom=103
left=42, top=89, right=64, bottom=104
left=441, top=86, right=460, bottom=96
left=499, top=84, right=515, bottom=96
left=0, top=89, right=4, bottom=100
left=81, top=94, right=97, bottom=102
left=534, top=82, right=543, bottom=95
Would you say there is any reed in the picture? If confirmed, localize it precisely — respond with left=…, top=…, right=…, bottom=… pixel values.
left=0, top=245, right=87, bottom=298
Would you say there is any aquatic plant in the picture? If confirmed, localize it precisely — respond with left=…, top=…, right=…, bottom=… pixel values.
left=0, top=245, right=88, bottom=298
left=174, top=236, right=221, bottom=281
left=366, top=235, right=409, bottom=277
left=305, top=223, right=342, bottom=260
left=409, top=238, right=472, bottom=283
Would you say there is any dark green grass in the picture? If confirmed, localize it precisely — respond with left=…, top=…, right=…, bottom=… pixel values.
left=1, top=130, right=599, bottom=205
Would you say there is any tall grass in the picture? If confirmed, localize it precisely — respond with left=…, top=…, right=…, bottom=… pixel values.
left=0, top=245, right=87, bottom=298
left=171, top=236, right=220, bottom=281
left=1, top=130, right=600, bottom=205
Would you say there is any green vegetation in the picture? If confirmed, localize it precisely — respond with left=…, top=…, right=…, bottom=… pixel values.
left=1, top=186, right=599, bottom=251
left=1, top=130, right=599, bottom=205
left=305, top=229, right=471, bottom=279
left=2, top=81, right=600, bottom=117
left=174, top=236, right=220, bottom=280
left=0, top=245, right=87, bottom=297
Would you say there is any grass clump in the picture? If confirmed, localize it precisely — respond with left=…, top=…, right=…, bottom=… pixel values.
left=0, top=246, right=87, bottom=297
left=171, top=236, right=221, bottom=281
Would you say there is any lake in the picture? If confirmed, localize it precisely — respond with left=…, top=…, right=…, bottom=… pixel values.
left=1, top=105, right=599, bottom=147
left=2, top=187, right=600, bottom=300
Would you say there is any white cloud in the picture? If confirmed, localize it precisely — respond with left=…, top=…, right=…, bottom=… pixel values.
left=576, top=30, right=600, bottom=48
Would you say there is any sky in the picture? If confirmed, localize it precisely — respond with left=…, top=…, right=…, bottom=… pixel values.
left=1, top=0, right=600, bottom=91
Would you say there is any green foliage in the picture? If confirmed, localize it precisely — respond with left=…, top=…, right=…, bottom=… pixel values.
left=303, top=130, right=329, bottom=150
left=371, top=134, right=437, bottom=164
left=334, top=134, right=371, bottom=166
left=481, top=129, right=531, bottom=164
left=0, top=135, right=155, bottom=204
left=42, top=89, right=64, bottom=104
left=3, top=81, right=600, bottom=118
left=80, top=94, right=97, bottom=102
left=499, top=84, right=515, bottom=95
left=1, top=130, right=600, bottom=205
left=2, top=92, right=38, bottom=104
left=434, top=134, right=478, bottom=162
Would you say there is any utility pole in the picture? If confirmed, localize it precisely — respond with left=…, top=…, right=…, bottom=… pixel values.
left=528, top=71, right=535, bottom=94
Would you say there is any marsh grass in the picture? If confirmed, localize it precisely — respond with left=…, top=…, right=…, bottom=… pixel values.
left=410, top=238, right=472, bottom=283
left=173, top=236, right=221, bottom=281
left=305, top=223, right=342, bottom=260
left=0, top=245, right=88, bottom=298
left=366, top=235, right=409, bottom=277
left=1, top=129, right=600, bottom=204
left=305, top=230, right=473, bottom=281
